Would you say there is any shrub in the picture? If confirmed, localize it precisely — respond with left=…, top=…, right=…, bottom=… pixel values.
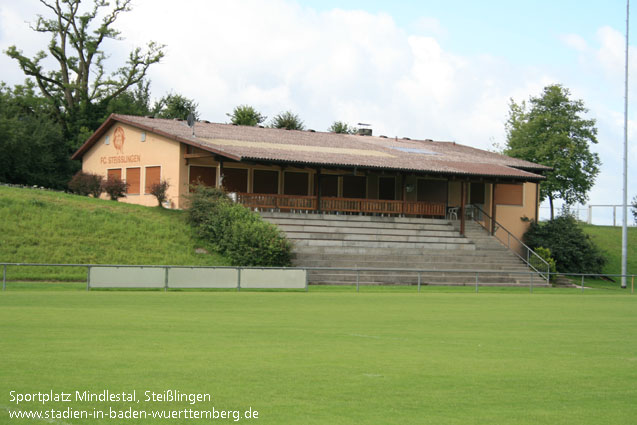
left=150, top=180, right=170, bottom=207
left=186, top=185, right=292, bottom=266
left=523, top=214, right=606, bottom=274
left=529, top=246, right=557, bottom=281
left=101, top=177, right=128, bottom=201
left=68, top=171, right=103, bottom=197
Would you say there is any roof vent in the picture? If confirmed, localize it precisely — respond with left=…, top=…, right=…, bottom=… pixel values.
left=357, top=123, right=372, bottom=136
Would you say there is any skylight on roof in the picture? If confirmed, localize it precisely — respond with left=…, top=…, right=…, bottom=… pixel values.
left=388, top=146, right=441, bottom=155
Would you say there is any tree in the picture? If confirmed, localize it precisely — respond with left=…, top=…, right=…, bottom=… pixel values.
left=152, top=93, right=199, bottom=120
left=328, top=121, right=357, bottom=134
left=270, top=111, right=305, bottom=130
left=504, top=84, right=601, bottom=219
left=632, top=195, right=637, bottom=225
left=227, top=105, right=266, bottom=126
left=5, top=0, right=164, bottom=148
left=0, top=81, right=73, bottom=189
left=104, top=80, right=153, bottom=117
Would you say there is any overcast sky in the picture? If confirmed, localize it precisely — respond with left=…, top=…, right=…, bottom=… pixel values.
left=1, top=0, right=636, bottom=223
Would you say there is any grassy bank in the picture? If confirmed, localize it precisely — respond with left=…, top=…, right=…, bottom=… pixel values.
left=0, top=186, right=228, bottom=280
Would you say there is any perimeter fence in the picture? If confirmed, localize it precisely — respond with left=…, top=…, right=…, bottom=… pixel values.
left=0, top=263, right=634, bottom=294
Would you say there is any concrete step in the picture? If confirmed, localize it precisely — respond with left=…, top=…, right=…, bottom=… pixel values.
left=275, top=224, right=459, bottom=237
left=291, top=246, right=515, bottom=258
left=292, top=239, right=476, bottom=250
left=284, top=232, right=471, bottom=244
left=295, top=259, right=531, bottom=271
left=265, top=218, right=455, bottom=231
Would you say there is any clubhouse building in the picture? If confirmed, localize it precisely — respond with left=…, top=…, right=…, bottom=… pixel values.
left=72, top=114, right=549, bottom=241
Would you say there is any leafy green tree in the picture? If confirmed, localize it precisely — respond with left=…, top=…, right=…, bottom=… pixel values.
left=5, top=0, right=164, bottom=148
left=227, top=105, right=266, bottom=126
left=270, top=111, right=305, bottom=130
left=0, top=82, right=74, bottom=189
left=504, top=84, right=601, bottom=219
left=632, top=195, right=637, bottom=225
left=152, top=93, right=199, bottom=120
left=328, top=121, right=357, bottom=134
left=105, top=80, right=153, bottom=117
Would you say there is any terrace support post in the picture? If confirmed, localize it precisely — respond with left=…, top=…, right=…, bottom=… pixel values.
left=316, top=169, right=322, bottom=213
left=460, top=181, right=466, bottom=236
left=491, top=183, right=497, bottom=236
left=401, top=172, right=407, bottom=216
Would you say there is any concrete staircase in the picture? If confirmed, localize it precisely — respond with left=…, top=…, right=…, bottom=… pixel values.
left=260, top=212, right=548, bottom=287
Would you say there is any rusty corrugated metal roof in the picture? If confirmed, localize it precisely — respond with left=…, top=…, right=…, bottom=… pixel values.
left=73, top=114, right=549, bottom=180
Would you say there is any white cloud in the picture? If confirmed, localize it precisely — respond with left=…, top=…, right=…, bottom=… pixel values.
left=560, top=33, right=588, bottom=52
left=411, top=16, right=447, bottom=38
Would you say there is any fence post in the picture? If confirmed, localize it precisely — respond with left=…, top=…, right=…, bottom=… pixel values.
left=356, top=269, right=360, bottom=292
left=164, top=267, right=169, bottom=292
left=530, top=272, right=533, bottom=294
left=305, top=269, right=309, bottom=292
left=417, top=272, right=421, bottom=293
left=581, top=275, right=585, bottom=294
left=237, top=268, right=241, bottom=291
left=588, top=205, right=592, bottom=225
left=3, top=264, right=6, bottom=291
left=631, top=275, right=634, bottom=295
left=475, top=272, right=479, bottom=294
left=86, top=265, right=91, bottom=291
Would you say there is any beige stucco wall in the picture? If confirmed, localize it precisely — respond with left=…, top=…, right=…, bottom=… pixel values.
left=82, top=123, right=185, bottom=208
left=493, top=182, right=538, bottom=243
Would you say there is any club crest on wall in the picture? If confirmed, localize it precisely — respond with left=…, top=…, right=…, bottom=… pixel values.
left=113, top=127, right=125, bottom=154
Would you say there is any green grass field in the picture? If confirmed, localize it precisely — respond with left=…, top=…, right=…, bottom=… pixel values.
left=1, top=290, right=635, bottom=425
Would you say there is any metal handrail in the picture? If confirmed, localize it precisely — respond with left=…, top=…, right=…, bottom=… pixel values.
left=468, top=204, right=551, bottom=284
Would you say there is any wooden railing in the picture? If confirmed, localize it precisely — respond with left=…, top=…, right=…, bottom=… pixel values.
left=236, top=193, right=445, bottom=217
left=236, top=193, right=317, bottom=211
